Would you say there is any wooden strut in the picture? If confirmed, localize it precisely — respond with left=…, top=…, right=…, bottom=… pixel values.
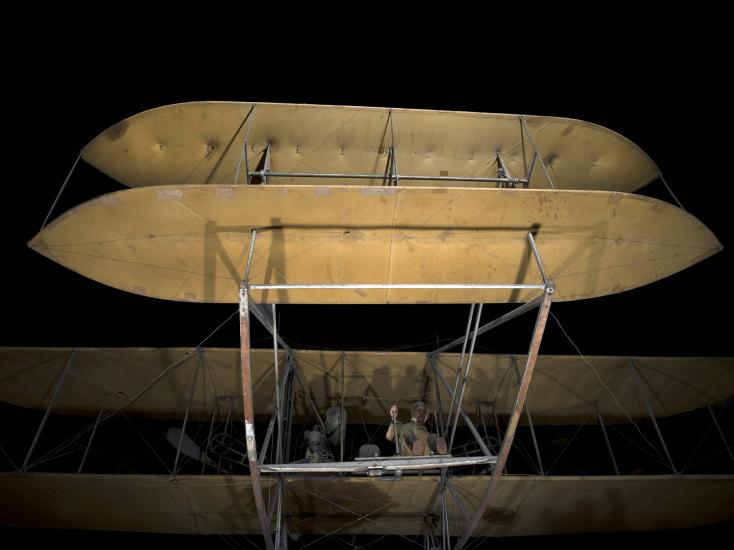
left=239, top=284, right=275, bottom=550
left=453, top=286, right=553, bottom=550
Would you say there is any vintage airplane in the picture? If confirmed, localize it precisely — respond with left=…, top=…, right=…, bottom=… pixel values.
left=2, top=102, right=730, bottom=548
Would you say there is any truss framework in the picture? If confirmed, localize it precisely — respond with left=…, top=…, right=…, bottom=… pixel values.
left=233, top=105, right=557, bottom=191
left=238, top=228, right=554, bottom=549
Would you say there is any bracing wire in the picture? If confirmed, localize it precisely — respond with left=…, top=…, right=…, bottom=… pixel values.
left=27, top=307, right=240, bottom=470
left=40, top=151, right=82, bottom=231
left=549, top=311, right=667, bottom=459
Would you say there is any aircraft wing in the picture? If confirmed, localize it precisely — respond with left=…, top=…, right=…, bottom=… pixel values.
left=81, top=102, right=659, bottom=192
left=1, top=347, right=730, bottom=424
left=1, top=473, right=732, bottom=536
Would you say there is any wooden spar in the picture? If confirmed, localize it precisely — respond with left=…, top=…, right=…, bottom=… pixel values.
left=239, top=284, right=274, bottom=550
left=454, top=287, right=553, bottom=550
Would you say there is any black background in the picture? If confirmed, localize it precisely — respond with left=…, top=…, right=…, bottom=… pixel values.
left=2, top=24, right=732, bottom=548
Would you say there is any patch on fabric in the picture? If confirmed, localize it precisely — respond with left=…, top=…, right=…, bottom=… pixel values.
left=156, top=189, right=184, bottom=201
left=361, top=187, right=396, bottom=196
left=216, top=187, right=235, bottom=200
